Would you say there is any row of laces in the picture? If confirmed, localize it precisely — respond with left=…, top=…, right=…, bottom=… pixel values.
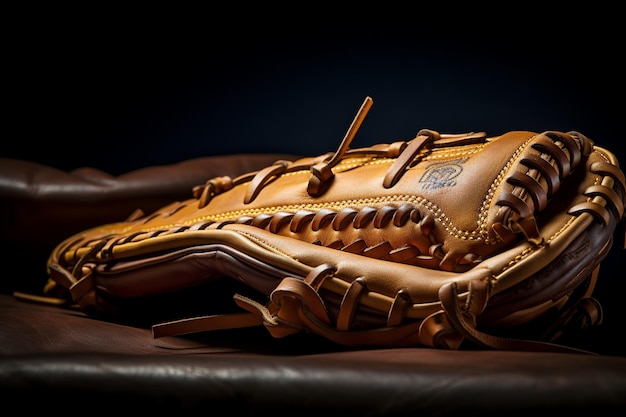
left=195, top=96, right=486, bottom=208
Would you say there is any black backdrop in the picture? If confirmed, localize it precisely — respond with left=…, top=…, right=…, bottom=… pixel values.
left=5, top=18, right=624, bottom=173
left=4, top=13, right=625, bottom=353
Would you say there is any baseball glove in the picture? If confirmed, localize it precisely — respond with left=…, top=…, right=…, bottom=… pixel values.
left=42, top=96, right=626, bottom=353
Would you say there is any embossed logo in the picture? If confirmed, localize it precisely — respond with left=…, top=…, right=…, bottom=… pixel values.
left=419, top=158, right=468, bottom=189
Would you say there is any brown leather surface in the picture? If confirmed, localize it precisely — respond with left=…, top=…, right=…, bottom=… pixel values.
left=1, top=294, right=625, bottom=414
left=0, top=155, right=298, bottom=201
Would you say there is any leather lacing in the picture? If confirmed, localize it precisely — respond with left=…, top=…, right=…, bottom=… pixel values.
left=194, top=96, right=487, bottom=208
left=570, top=160, right=626, bottom=223
left=76, top=202, right=464, bottom=269
left=153, top=262, right=457, bottom=348
left=495, top=131, right=592, bottom=244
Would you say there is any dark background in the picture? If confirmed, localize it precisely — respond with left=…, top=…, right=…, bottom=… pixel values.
left=3, top=12, right=625, bottom=353
left=5, top=16, right=624, bottom=173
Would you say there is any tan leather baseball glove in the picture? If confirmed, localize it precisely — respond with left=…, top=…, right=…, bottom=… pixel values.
left=42, top=96, right=626, bottom=352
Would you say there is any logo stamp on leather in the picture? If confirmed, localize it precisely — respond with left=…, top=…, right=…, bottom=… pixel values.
left=419, top=158, right=468, bottom=189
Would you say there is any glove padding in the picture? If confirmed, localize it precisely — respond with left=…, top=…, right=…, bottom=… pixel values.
left=43, top=97, right=626, bottom=352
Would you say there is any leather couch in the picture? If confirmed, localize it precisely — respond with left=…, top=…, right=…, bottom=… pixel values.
left=1, top=154, right=625, bottom=414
